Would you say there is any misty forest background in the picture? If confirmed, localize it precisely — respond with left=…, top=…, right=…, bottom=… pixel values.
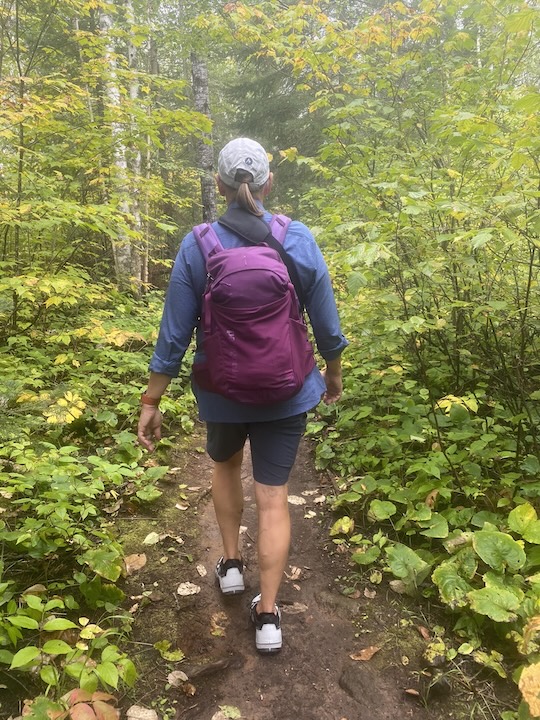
left=1, top=0, right=540, bottom=717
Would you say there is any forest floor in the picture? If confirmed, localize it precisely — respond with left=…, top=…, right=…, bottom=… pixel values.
left=117, top=425, right=514, bottom=720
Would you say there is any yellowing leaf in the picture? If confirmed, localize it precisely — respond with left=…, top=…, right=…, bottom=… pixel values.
left=350, top=645, right=380, bottom=661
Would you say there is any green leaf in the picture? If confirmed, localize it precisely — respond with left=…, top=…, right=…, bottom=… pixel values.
left=10, top=645, right=40, bottom=668
left=40, top=664, right=59, bottom=686
left=42, top=639, right=73, bottom=655
left=386, top=543, right=431, bottom=589
left=467, top=587, right=520, bottom=622
left=419, top=513, right=449, bottom=539
left=472, top=531, right=526, bottom=572
left=81, top=547, right=123, bottom=582
left=118, top=658, right=138, bottom=687
left=351, top=545, right=381, bottom=565
left=509, top=503, right=538, bottom=535
left=369, top=500, right=397, bottom=521
left=43, top=618, right=78, bottom=632
left=330, top=516, right=355, bottom=536
left=95, top=660, right=119, bottom=688
left=0, top=650, right=14, bottom=664
left=523, top=522, right=540, bottom=545
left=432, top=562, right=472, bottom=609
left=7, top=615, right=40, bottom=629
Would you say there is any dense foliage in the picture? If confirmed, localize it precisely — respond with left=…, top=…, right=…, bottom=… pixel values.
left=1, top=0, right=539, bottom=716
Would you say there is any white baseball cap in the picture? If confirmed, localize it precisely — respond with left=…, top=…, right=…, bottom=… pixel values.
left=218, top=138, right=270, bottom=190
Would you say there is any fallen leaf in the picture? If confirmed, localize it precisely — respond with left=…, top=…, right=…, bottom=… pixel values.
left=417, top=625, right=431, bottom=640
left=364, top=588, right=376, bottom=599
left=182, top=682, right=197, bottom=696
left=126, top=707, right=158, bottom=720
left=314, top=495, right=326, bottom=504
left=23, top=584, right=47, bottom=595
left=350, top=646, right=380, bottom=662
left=288, top=495, right=306, bottom=505
left=167, top=670, right=189, bottom=687
left=175, top=503, right=189, bottom=511
left=285, top=566, right=302, bottom=581
left=405, top=689, right=420, bottom=697
left=301, top=489, right=319, bottom=496
left=389, top=579, right=409, bottom=594
left=177, top=582, right=201, bottom=596
left=125, top=554, right=147, bottom=575
left=304, top=510, right=317, bottom=519
left=128, top=603, right=139, bottom=614
left=159, top=556, right=168, bottom=564
left=103, top=500, right=122, bottom=514
left=196, top=564, right=207, bottom=577
left=282, top=602, right=308, bottom=615
left=142, top=532, right=160, bottom=546
left=210, top=612, right=228, bottom=637
left=425, top=489, right=439, bottom=508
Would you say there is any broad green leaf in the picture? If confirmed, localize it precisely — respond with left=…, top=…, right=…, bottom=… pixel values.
left=523, top=522, right=540, bottom=545
left=0, top=650, right=14, bottom=664
left=95, top=660, right=119, bottom=688
left=81, top=547, right=123, bottom=582
left=40, top=665, right=59, bottom=686
left=508, top=503, right=538, bottom=535
left=472, top=531, right=526, bottom=573
left=369, top=500, right=397, bottom=521
left=467, top=587, right=520, bottom=622
left=7, top=615, right=40, bottom=629
left=42, top=639, right=73, bottom=655
left=419, top=513, right=449, bottom=539
left=43, top=618, right=78, bottom=632
left=432, top=562, right=472, bottom=608
left=351, top=545, right=381, bottom=565
left=118, top=658, right=138, bottom=687
left=386, top=544, right=431, bottom=588
left=10, top=645, right=40, bottom=668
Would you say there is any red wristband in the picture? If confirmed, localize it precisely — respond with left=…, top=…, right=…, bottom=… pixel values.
left=141, top=393, right=160, bottom=407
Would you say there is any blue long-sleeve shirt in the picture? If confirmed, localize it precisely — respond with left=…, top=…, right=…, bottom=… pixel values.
left=149, top=205, right=348, bottom=422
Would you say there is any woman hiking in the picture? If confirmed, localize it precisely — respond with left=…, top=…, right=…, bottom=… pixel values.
left=137, top=137, right=347, bottom=653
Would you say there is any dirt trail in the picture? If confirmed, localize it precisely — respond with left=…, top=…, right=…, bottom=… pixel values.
left=122, top=431, right=472, bottom=720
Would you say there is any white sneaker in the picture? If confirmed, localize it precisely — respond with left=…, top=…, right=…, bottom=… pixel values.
left=250, top=593, right=282, bottom=653
left=215, top=557, right=245, bottom=595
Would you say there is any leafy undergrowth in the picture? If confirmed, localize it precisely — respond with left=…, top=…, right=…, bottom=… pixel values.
left=311, top=330, right=540, bottom=720
left=0, top=270, right=194, bottom=717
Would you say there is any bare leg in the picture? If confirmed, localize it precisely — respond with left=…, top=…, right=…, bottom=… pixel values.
left=254, top=482, right=290, bottom=613
left=212, top=449, right=244, bottom=560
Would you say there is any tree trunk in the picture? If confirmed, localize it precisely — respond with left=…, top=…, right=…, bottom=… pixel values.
left=98, top=6, right=139, bottom=290
left=191, top=51, right=217, bottom=222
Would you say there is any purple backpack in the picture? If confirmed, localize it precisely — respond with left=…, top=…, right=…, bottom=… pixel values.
left=192, top=213, right=315, bottom=405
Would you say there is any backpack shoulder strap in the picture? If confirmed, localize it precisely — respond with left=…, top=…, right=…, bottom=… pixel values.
left=193, top=223, right=223, bottom=260
left=269, top=214, right=292, bottom=245
left=217, top=208, right=305, bottom=308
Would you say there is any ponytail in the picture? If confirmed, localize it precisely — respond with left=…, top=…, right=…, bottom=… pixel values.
left=231, top=170, right=264, bottom=217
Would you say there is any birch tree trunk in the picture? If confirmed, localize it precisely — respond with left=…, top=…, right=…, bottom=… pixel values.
left=191, top=51, right=217, bottom=222
left=99, top=5, right=141, bottom=290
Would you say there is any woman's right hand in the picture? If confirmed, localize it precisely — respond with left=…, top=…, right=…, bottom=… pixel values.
left=137, top=405, right=162, bottom=452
